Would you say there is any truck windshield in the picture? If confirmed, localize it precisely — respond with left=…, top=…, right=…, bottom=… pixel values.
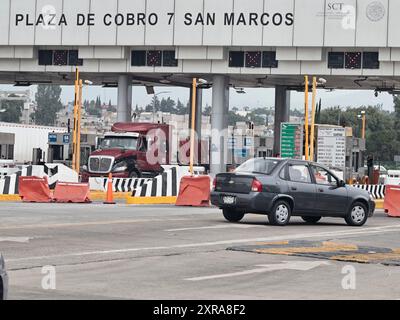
left=100, top=137, right=138, bottom=150
left=235, top=158, right=281, bottom=175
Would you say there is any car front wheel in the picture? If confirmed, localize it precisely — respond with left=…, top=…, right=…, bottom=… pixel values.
left=269, top=200, right=291, bottom=226
left=345, top=202, right=368, bottom=226
left=222, top=209, right=245, bottom=222
left=302, top=216, right=322, bottom=224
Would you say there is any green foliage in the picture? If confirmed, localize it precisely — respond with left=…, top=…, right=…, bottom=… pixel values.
left=0, top=99, right=23, bottom=123
left=32, top=85, right=63, bottom=126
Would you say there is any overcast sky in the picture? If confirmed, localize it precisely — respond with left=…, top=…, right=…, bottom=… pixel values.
left=1, top=84, right=395, bottom=112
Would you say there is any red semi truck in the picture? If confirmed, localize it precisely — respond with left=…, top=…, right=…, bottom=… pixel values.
left=81, top=122, right=171, bottom=182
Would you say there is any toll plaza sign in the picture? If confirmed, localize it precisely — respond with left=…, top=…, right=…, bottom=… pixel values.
left=14, top=11, right=294, bottom=28
left=280, top=123, right=304, bottom=160
left=317, top=126, right=346, bottom=169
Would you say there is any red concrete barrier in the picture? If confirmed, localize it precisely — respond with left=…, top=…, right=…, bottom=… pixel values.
left=18, top=176, right=52, bottom=203
left=384, top=185, right=400, bottom=217
left=175, top=175, right=210, bottom=207
left=53, top=182, right=91, bottom=203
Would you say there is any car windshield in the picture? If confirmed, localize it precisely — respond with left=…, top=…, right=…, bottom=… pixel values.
left=235, top=158, right=281, bottom=175
left=100, top=137, right=138, bottom=150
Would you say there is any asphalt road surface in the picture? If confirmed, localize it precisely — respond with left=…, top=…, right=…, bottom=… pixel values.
left=1, top=202, right=400, bottom=300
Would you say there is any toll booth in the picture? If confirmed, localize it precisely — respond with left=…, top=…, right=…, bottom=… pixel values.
left=47, top=132, right=71, bottom=164
left=47, top=131, right=99, bottom=168
left=0, top=132, right=15, bottom=163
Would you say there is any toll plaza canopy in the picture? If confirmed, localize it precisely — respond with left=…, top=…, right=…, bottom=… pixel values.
left=0, top=0, right=399, bottom=91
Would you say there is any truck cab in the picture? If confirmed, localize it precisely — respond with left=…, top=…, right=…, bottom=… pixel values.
left=81, top=122, right=170, bottom=181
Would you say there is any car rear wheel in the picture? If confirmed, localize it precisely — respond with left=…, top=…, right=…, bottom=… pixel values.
left=345, top=202, right=368, bottom=226
left=222, top=209, right=245, bottom=222
left=269, top=200, right=291, bottom=226
left=301, top=216, right=322, bottom=224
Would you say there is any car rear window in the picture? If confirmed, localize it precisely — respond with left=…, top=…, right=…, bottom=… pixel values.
left=235, top=159, right=281, bottom=175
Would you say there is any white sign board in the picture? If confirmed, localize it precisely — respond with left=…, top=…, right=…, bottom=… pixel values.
left=317, top=127, right=346, bottom=169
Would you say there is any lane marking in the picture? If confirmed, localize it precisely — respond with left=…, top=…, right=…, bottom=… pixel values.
left=165, top=224, right=259, bottom=232
left=0, top=218, right=192, bottom=230
left=185, top=261, right=330, bottom=281
left=7, top=224, right=400, bottom=263
left=0, top=237, right=33, bottom=243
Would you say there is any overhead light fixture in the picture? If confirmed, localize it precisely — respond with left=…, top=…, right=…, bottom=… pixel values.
left=102, top=82, right=118, bottom=88
left=235, top=88, right=246, bottom=94
left=14, top=81, right=32, bottom=87
left=159, top=75, right=172, bottom=84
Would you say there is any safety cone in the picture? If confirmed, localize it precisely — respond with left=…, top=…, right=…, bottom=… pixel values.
left=103, top=173, right=116, bottom=204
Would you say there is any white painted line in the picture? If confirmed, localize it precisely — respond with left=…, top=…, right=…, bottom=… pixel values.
left=0, top=218, right=192, bottom=230
left=165, top=224, right=258, bottom=232
left=0, top=237, right=32, bottom=243
left=185, top=261, right=331, bottom=281
left=7, top=224, right=400, bottom=263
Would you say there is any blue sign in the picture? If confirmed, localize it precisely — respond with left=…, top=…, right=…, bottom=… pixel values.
left=234, top=148, right=248, bottom=158
left=63, top=134, right=70, bottom=144
left=48, top=133, right=57, bottom=143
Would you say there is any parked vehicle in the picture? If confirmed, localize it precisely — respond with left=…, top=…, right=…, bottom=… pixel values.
left=0, top=254, right=8, bottom=300
left=211, top=158, right=375, bottom=226
left=82, top=123, right=171, bottom=181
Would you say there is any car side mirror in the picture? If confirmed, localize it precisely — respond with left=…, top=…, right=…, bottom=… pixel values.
left=338, top=180, right=346, bottom=188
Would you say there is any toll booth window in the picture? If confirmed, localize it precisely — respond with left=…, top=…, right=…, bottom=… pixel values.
left=328, top=52, right=345, bottom=69
left=345, top=52, right=362, bottom=69
left=147, top=51, right=162, bottom=67
left=68, top=50, right=83, bottom=66
left=131, top=50, right=146, bottom=66
left=53, top=50, right=68, bottom=66
left=38, top=50, right=53, bottom=65
left=363, top=52, right=379, bottom=69
left=262, top=51, right=278, bottom=68
left=245, top=51, right=262, bottom=68
left=163, top=51, right=178, bottom=67
left=229, top=51, right=244, bottom=68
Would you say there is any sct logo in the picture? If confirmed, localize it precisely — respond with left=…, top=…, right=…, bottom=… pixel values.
left=327, top=3, right=346, bottom=11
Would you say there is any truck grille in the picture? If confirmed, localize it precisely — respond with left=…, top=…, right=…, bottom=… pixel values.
left=88, top=156, right=114, bottom=173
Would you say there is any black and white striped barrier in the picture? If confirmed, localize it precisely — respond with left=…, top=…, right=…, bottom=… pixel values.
left=0, top=164, right=78, bottom=195
left=351, top=185, right=386, bottom=199
left=89, top=177, right=152, bottom=192
left=131, top=166, right=208, bottom=198
left=132, top=167, right=179, bottom=197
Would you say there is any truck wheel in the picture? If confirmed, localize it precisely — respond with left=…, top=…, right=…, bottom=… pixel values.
left=302, top=216, right=322, bottom=224
left=345, top=202, right=368, bottom=227
left=222, top=209, right=245, bottom=222
left=268, top=200, right=291, bottom=226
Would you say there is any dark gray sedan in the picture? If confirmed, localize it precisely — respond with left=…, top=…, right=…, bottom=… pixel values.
left=211, top=158, right=375, bottom=226
left=0, top=254, right=8, bottom=300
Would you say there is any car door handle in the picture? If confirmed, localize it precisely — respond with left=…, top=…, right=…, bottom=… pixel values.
left=291, top=187, right=297, bottom=191
left=318, top=188, right=324, bottom=192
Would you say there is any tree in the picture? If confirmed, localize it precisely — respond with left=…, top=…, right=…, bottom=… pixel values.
left=145, top=96, right=161, bottom=112
left=160, top=97, right=176, bottom=113
left=175, top=99, right=188, bottom=115
left=0, top=100, right=23, bottom=123
left=33, top=85, right=63, bottom=126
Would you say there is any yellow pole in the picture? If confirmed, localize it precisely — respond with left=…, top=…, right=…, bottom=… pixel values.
left=304, top=75, right=309, bottom=161
left=76, top=79, right=83, bottom=175
left=189, top=78, right=197, bottom=176
left=362, top=113, right=366, bottom=139
left=72, top=68, right=79, bottom=172
left=310, top=77, right=317, bottom=162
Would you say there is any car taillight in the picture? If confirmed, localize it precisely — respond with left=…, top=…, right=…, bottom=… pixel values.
left=251, top=178, right=262, bottom=192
